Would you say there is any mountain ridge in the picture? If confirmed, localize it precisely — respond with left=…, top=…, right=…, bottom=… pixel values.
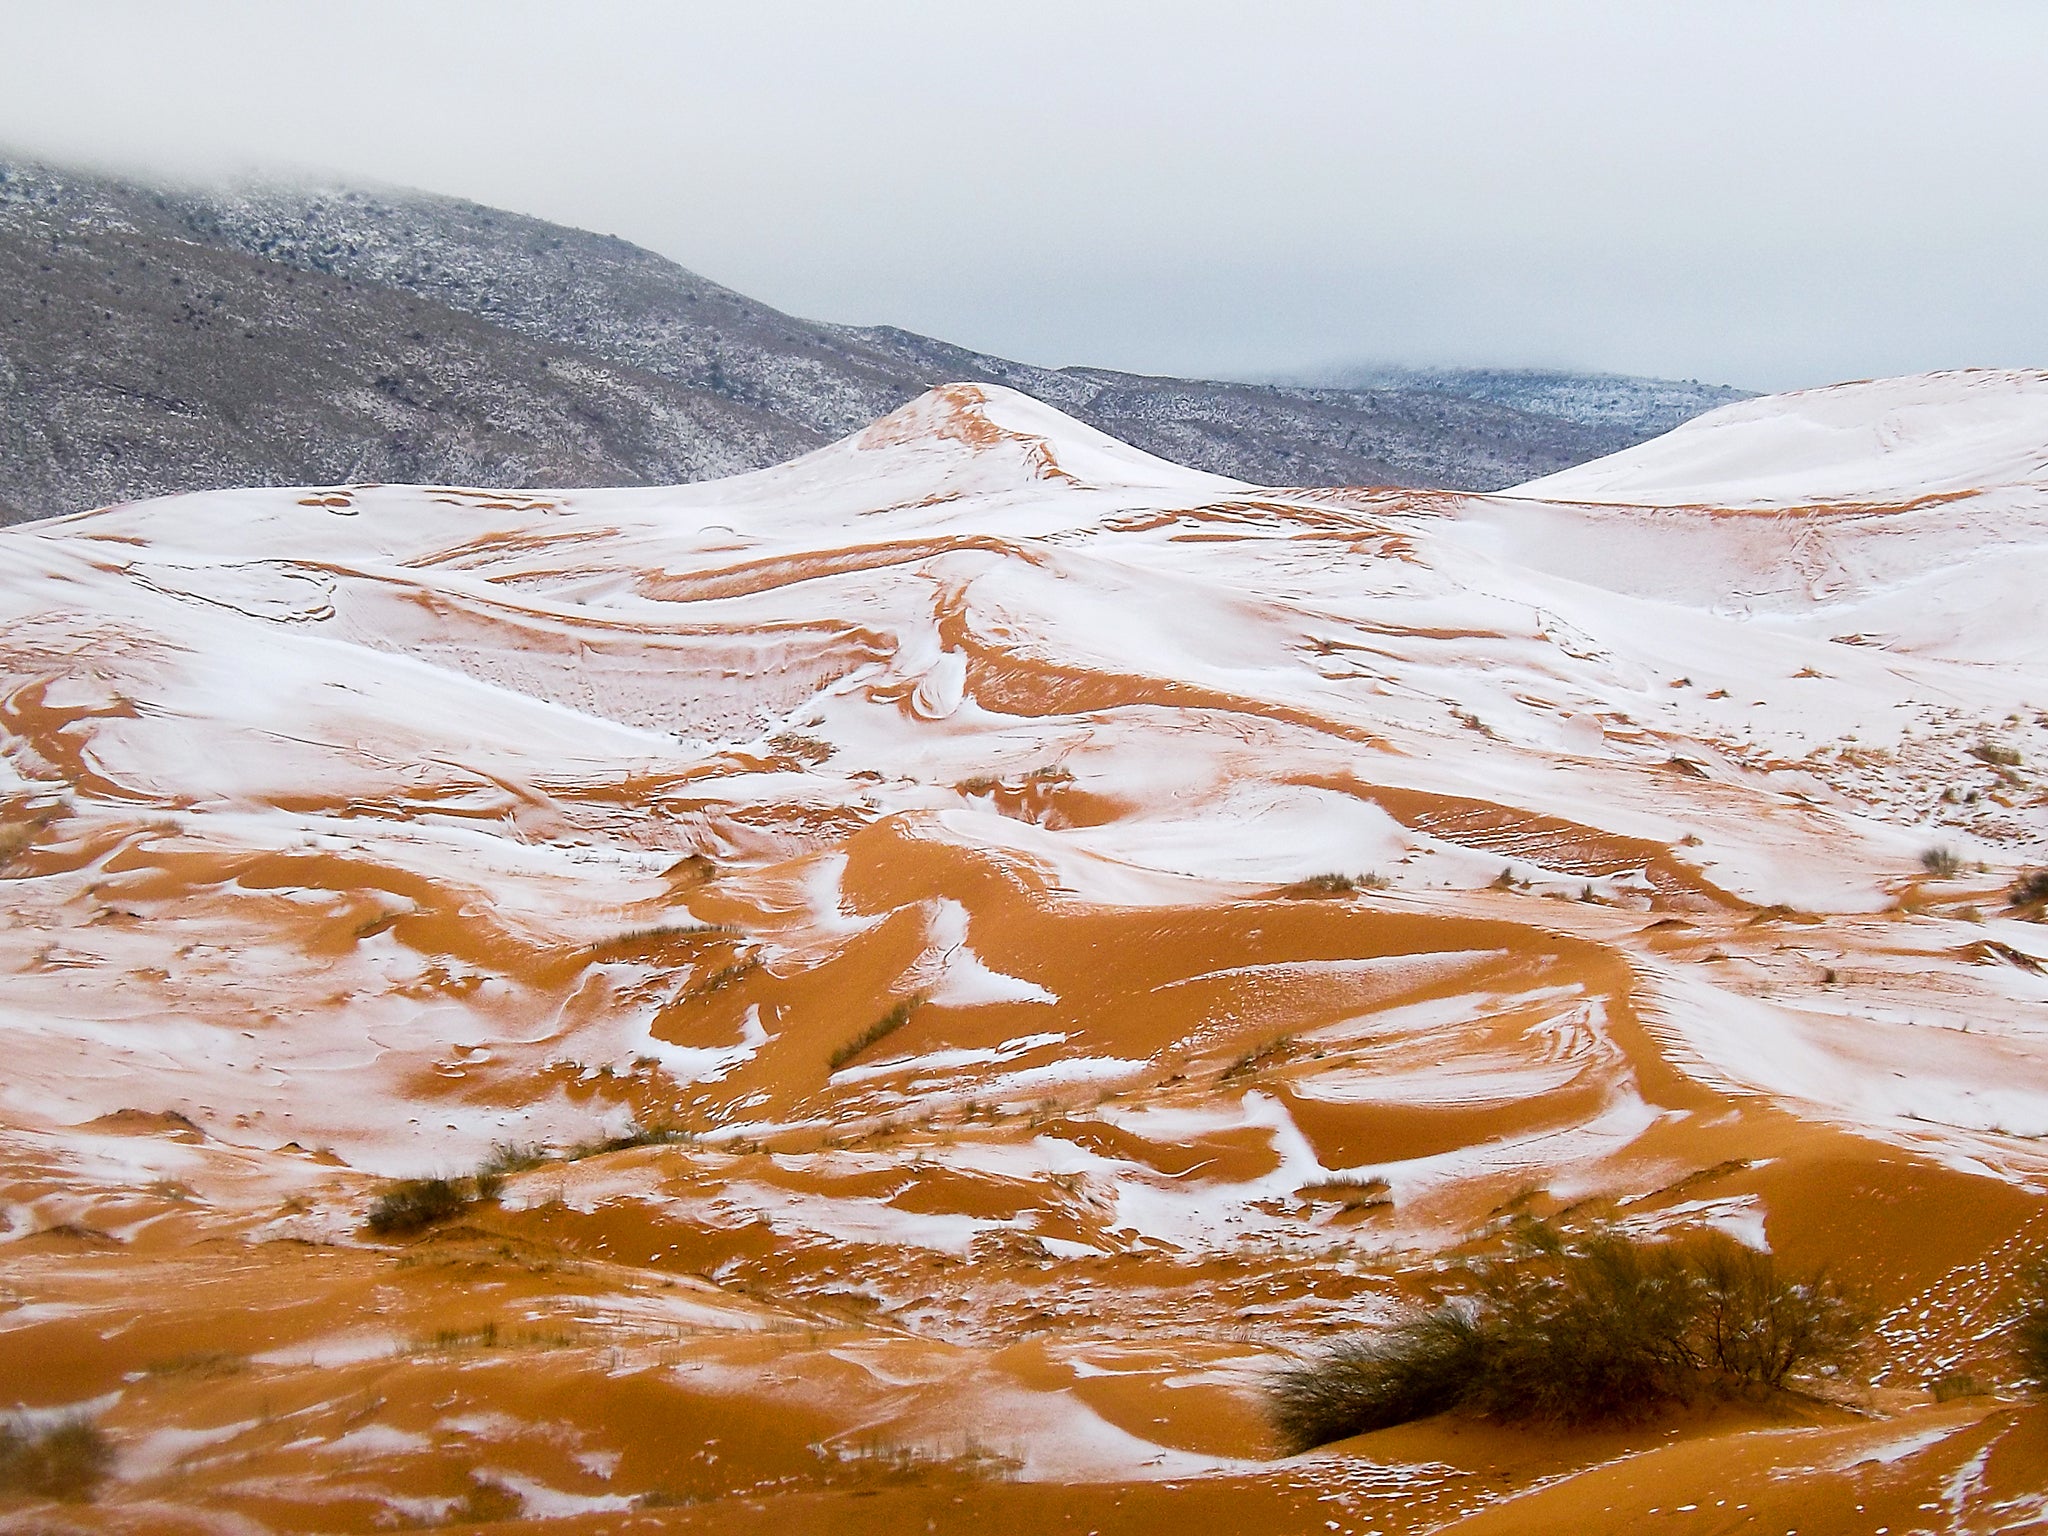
left=0, top=151, right=1746, bottom=524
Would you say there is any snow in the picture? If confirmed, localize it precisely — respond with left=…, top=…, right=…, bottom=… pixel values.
left=3, top=369, right=2048, bottom=1193
left=1514, top=369, right=2048, bottom=506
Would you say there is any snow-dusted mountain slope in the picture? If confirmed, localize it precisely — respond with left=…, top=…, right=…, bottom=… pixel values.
left=0, top=151, right=1735, bottom=526
left=1310, top=364, right=1753, bottom=437
left=1, top=372, right=2045, bottom=1530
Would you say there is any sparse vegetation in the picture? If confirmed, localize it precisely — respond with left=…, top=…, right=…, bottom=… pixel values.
left=426, top=1321, right=500, bottom=1351
left=584, top=922, right=734, bottom=957
left=1269, top=1224, right=1865, bottom=1451
left=828, top=997, right=922, bottom=1072
left=1223, top=1036, right=1295, bottom=1079
left=1297, top=1173, right=1393, bottom=1211
left=691, top=958, right=759, bottom=997
left=1971, top=740, right=2023, bottom=768
left=0, top=1415, right=114, bottom=1501
left=1286, top=872, right=1358, bottom=897
left=768, top=732, right=833, bottom=765
left=456, top=1471, right=524, bottom=1523
left=144, top=1350, right=246, bottom=1379
left=364, top=1175, right=486, bottom=1235
left=567, top=1122, right=693, bottom=1159
left=1281, top=871, right=1391, bottom=898
left=480, top=1140, right=549, bottom=1176
left=2010, top=868, right=2048, bottom=910
left=2014, top=1258, right=2048, bottom=1391
left=959, top=765, right=1074, bottom=796
left=1920, top=846, right=1965, bottom=878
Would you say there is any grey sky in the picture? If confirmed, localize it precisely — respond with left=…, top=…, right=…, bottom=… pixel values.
left=4, top=0, right=2044, bottom=391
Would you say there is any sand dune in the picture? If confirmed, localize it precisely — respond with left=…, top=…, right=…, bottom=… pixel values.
left=2, top=375, right=2045, bottom=1530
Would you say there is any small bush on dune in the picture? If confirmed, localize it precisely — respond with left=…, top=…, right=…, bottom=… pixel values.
left=2014, top=1260, right=2048, bottom=1390
left=1270, top=1225, right=1865, bottom=1451
left=365, top=1176, right=474, bottom=1235
left=0, top=1415, right=113, bottom=1500
left=567, top=1123, right=693, bottom=1160
left=1271, top=1310, right=1484, bottom=1451
left=1920, top=846, right=1964, bottom=879
left=828, top=998, right=922, bottom=1072
left=480, top=1141, right=549, bottom=1176
left=2010, top=869, right=2048, bottom=909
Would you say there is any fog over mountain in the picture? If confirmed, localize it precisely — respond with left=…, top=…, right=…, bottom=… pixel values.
left=0, top=153, right=1749, bottom=525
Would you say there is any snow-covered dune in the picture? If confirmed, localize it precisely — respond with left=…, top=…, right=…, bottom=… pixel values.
left=1514, top=367, right=2048, bottom=506
left=1, top=374, right=2045, bottom=1531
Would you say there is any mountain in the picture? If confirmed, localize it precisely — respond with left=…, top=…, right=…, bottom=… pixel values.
left=0, top=151, right=1742, bottom=524
left=1, top=371, right=2044, bottom=1529
left=1312, top=363, right=1753, bottom=438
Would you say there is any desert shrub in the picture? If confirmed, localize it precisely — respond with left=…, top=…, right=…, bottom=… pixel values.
left=2010, top=869, right=2048, bottom=908
left=1286, top=872, right=1359, bottom=897
left=1222, top=1036, right=1295, bottom=1079
left=1297, top=1173, right=1392, bottom=1210
left=1920, top=846, right=1965, bottom=878
left=1270, top=1225, right=1864, bottom=1450
left=456, top=1472, right=524, bottom=1522
left=0, top=1415, right=114, bottom=1500
left=1270, top=1309, right=1484, bottom=1451
left=828, top=998, right=922, bottom=1072
left=1971, top=741, right=2023, bottom=768
left=480, top=1141, right=549, bottom=1176
left=1686, top=1234, right=1865, bottom=1392
left=1462, top=1227, right=1703, bottom=1424
left=364, top=1176, right=472, bottom=1235
left=768, top=732, right=833, bottom=765
left=568, top=1123, right=692, bottom=1159
left=2014, top=1260, right=2048, bottom=1390
left=585, top=923, right=733, bottom=958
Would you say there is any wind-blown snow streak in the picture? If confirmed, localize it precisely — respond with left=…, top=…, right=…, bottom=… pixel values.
left=2, top=373, right=2047, bottom=1530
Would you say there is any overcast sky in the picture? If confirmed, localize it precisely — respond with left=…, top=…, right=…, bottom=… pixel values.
left=4, top=1, right=2044, bottom=391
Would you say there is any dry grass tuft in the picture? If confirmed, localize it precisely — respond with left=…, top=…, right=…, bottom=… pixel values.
left=829, top=998, right=923, bottom=1072
left=0, top=1416, right=114, bottom=1501
left=1270, top=1224, right=1866, bottom=1451
left=2015, top=1258, right=2048, bottom=1391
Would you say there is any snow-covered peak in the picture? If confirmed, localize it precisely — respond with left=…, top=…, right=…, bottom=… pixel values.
left=1512, top=368, right=2048, bottom=507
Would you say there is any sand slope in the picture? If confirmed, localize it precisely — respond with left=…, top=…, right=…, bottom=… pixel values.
left=2, top=375, right=2046, bottom=1530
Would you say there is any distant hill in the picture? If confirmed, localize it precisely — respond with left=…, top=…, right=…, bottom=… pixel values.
left=0, top=153, right=1747, bottom=523
left=1303, top=365, right=1753, bottom=438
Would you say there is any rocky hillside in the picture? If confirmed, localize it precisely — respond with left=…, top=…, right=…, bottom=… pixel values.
left=0, top=153, right=1741, bottom=523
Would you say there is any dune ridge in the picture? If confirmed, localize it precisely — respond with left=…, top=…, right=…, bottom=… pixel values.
left=1, top=375, right=2046, bottom=1530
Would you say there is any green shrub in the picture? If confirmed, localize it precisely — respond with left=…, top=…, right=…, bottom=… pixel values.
left=0, top=1416, right=113, bottom=1500
left=2011, top=869, right=2048, bottom=908
left=828, top=998, right=922, bottom=1072
left=1920, top=846, right=1964, bottom=878
left=1270, top=1310, right=1483, bottom=1451
left=1285, top=872, right=1359, bottom=897
left=364, top=1176, right=472, bottom=1235
left=2015, top=1260, right=2048, bottom=1390
left=480, top=1141, right=549, bottom=1176
left=567, top=1123, right=692, bottom=1159
left=1270, top=1225, right=1865, bottom=1451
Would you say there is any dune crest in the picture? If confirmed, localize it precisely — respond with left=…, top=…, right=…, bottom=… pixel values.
left=2, top=374, right=2045, bottom=1529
